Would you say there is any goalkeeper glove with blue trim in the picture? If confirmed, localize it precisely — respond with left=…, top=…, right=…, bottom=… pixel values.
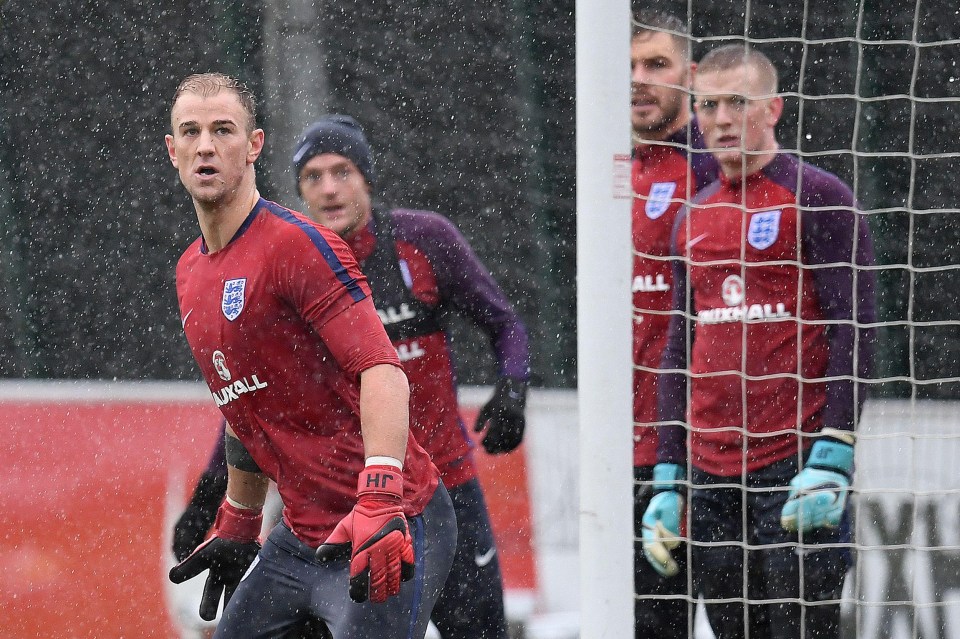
left=781, top=429, right=854, bottom=533
left=641, top=463, right=685, bottom=578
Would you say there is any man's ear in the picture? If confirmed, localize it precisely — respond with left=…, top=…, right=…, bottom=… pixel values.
left=767, top=95, right=784, bottom=126
left=686, top=61, right=697, bottom=88
left=247, top=128, right=265, bottom=165
left=165, top=134, right=178, bottom=168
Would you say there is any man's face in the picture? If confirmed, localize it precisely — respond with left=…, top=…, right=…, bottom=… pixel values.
left=298, top=154, right=372, bottom=238
left=631, top=31, right=691, bottom=140
left=165, top=90, right=263, bottom=206
left=693, top=64, right=783, bottom=176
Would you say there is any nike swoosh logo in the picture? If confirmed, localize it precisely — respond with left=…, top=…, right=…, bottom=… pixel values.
left=686, top=233, right=709, bottom=248
left=181, top=309, right=194, bottom=328
left=474, top=547, right=496, bottom=567
left=241, top=555, right=260, bottom=581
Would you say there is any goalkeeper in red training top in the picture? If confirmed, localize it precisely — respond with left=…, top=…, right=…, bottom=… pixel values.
left=175, top=112, right=532, bottom=639
left=630, top=10, right=718, bottom=639
left=164, top=72, right=456, bottom=639
left=642, top=46, right=877, bottom=639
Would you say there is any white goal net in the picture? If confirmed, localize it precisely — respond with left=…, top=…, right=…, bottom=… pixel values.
left=578, top=1, right=960, bottom=638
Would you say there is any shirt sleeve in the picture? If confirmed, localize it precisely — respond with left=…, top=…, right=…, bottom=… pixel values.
left=656, top=208, right=691, bottom=465
left=317, top=298, right=402, bottom=377
left=801, top=176, right=878, bottom=433
left=276, top=219, right=400, bottom=377
left=281, top=219, right=372, bottom=329
left=417, top=213, right=530, bottom=380
left=203, top=418, right=228, bottom=476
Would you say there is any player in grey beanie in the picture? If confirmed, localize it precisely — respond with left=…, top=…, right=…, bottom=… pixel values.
left=292, top=115, right=376, bottom=187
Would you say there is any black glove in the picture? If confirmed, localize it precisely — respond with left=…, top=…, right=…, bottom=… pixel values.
left=169, top=501, right=262, bottom=621
left=169, top=536, right=260, bottom=620
left=473, top=377, right=528, bottom=454
left=173, top=467, right=228, bottom=561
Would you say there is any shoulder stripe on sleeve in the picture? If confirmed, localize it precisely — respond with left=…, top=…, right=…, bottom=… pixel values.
left=261, top=200, right=366, bottom=302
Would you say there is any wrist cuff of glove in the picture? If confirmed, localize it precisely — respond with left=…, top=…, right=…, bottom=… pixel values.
left=504, top=376, right=529, bottom=390
left=214, top=501, right=263, bottom=543
left=357, top=465, right=404, bottom=499
left=499, top=376, right=529, bottom=403
left=652, top=463, right=685, bottom=492
left=807, top=438, right=854, bottom=476
left=366, top=455, right=403, bottom=470
left=820, top=427, right=856, bottom=446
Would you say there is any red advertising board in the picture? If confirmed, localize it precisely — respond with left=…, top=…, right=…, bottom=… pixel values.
left=0, top=386, right=536, bottom=638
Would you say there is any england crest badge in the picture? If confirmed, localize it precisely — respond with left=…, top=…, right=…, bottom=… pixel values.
left=645, top=182, right=677, bottom=220
left=747, top=209, right=781, bottom=250
left=222, top=278, right=247, bottom=321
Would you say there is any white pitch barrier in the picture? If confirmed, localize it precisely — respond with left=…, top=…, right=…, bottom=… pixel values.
left=503, top=391, right=960, bottom=639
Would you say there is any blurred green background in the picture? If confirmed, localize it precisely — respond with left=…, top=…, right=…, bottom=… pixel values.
left=0, top=1, right=957, bottom=397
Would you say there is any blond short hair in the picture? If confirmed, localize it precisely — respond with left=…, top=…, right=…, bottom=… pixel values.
left=697, top=45, right=778, bottom=94
left=171, top=73, right=258, bottom=132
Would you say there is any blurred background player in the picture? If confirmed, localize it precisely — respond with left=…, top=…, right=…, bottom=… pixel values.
left=165, top=73, right=456, bottom=638
left=630, top=10, right=717, bottom=639
left=174, top=113, right=531, bottom=639
left=292, top=115, right=530, bottom=639
left=642, top=46, right=877, bottom=639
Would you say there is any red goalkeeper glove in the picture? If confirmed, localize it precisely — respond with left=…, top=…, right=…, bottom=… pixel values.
left=169, top=501, right=262, bottom=621
left=315, top=465, right=415, bottom=604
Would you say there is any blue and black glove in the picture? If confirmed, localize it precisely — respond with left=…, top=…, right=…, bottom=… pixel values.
left=640, top=463, right=685, bottom=578
left=781, top=429, right=855, bottom=533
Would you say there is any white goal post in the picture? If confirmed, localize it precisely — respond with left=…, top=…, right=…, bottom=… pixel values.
left=575, top=0, right=634, bottom=637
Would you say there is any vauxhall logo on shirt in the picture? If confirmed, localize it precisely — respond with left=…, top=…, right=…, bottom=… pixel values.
left=378, top=303, right=416, bottom=325
left=632, top=273, right=670, bottom=293
left=697, top=274, right=791, bottom=324
left=396, top=341, right=426, bottom=362
left=210, top=349, right=268, bottom=407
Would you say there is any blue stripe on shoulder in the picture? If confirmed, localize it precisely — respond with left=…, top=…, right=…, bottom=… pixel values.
left=259, top=199, right=366, bottom=302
